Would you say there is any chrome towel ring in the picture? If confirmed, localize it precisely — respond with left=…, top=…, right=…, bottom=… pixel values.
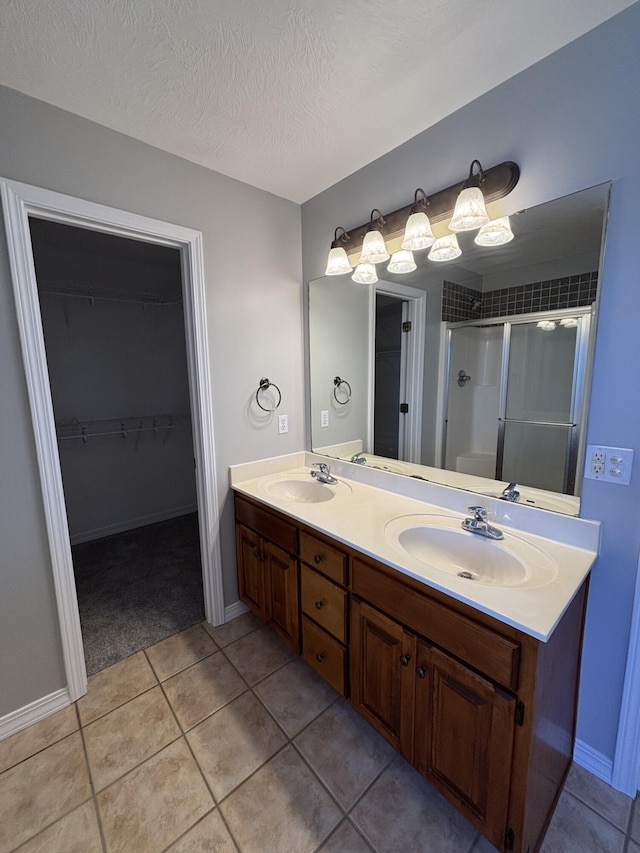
left=256, top=377, right=282, bottom=412
left=333, top=376, right=352, bottom=405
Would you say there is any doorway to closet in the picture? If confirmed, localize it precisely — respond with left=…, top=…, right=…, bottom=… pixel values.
left=29, top=217, right=204, bottom=675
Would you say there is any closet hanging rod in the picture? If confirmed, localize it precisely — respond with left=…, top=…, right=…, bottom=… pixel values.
left=55, top=414, right=190, bottom=442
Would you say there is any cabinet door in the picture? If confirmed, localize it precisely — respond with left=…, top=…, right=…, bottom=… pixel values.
left=350, top=599, right=415, bottom=761
left=414, top=641, right=515, bottom=848
left=264, top=540, right=299, bottom=653
left=236, top=523, right=266, bottom=620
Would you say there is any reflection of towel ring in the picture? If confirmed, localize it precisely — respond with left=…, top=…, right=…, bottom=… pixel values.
left=256, top=377, right=282, bottom=412
left=333, top=376, right=352, bottom=405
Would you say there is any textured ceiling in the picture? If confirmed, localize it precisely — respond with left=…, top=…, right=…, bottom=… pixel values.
left=0, top=1, right=636, bottom=203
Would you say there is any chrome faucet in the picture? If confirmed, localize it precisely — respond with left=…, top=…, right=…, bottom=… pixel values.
left=311, top=462, right=338, bottom=485
left=350, top=452, right=367, bottom=464
left=461, top=506, right=504, bottom=540
left=501, top=482, right=520, bottom=502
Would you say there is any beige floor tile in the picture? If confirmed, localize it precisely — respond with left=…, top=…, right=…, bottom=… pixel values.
left=317, top=819, right=374, bottom=852
left=84, top=685, right=181, bottom=791
left=188, top=691, right=286, bottom=801
left=628, top=841, right=640, bottom=853
left=146, top=623, right=218, bottom=681
left=471, top=833, right=500, bottom=851
left=0, top=704, right=77, bottom=774
left=0, top=732, right=92, bottom=852
left=254, top=657, right=338, bottom=737
left=77, top=650, right=157, bottom=725
left=540, top=791, right=625, bottom=853
left=631, top=796, right=640, bottom=842
left=97, top=738, right=213, bottom=853
left=220, top=744, right=342, bottom=853
left=223, top=625, right=295, bottom=686
left=350, top=755, right=477, bottom=853
left=203, top=611, right=261, bottom=648
left=163, top=651, right=247, bottom=731
left=15, top=800, right=102, bottom=853
left=294, top=700, right=395, bottom=809
left=165, top=808, right=237, bottom=852
left=564, top=762, right=633, bottom=829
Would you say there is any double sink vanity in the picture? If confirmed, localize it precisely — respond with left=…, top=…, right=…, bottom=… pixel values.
left=230, top=451, right=599, bottom=853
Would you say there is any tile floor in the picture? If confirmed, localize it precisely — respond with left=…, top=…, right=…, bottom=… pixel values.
left=0, top=613, right=638, bottom=853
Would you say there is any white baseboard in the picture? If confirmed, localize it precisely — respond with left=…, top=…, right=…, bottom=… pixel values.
left=0, top=688, right=71, bottom=742
left=574, top=738, right=613, bottom=785
left=69, top=504, right=198, bottom=545
left=224, top=600, right=249, bottom=622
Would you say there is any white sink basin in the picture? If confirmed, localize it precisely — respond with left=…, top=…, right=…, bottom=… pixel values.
left=384, top=514, right=558, bottom=589
left=261, top=473, right=351, bottom=504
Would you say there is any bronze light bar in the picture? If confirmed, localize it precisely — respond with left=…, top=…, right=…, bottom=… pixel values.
left=337, top=160, right=520, bottom=259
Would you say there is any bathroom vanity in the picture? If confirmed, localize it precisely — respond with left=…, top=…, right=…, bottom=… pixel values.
left=231, top=454, right=599, bottom=853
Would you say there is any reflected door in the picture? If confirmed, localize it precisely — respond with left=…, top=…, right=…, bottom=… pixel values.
left=498, top=318, right=587, bottom=493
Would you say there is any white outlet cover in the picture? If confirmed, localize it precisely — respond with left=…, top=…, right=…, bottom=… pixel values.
left=584, top=445, right=634, bottom=485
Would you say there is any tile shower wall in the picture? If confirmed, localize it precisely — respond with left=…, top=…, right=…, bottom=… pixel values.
left=442, top=272, right=599, bottom=323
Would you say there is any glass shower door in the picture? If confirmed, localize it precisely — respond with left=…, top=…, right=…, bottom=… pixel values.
left=497, top=317, right=587, bottom=493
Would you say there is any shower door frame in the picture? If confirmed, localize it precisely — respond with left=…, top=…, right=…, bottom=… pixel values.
left=442, top=305, right=593, bottom=494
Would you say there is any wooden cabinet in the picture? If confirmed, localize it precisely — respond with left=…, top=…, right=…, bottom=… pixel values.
left=234, top=491, right=588, bottom=853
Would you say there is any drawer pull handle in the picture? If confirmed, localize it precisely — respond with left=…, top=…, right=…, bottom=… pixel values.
left=313, top=554, right=323, bottom=564
left=399, top=654, right=411, bottom=667
left=316, top=652, right=325, bottom=663
left=315, top=600, right=325, bottom=610
left=416, top=666, right=427, bottom=679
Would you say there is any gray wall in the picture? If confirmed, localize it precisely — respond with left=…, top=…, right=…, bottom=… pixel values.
left=0, top=86, right=302, bottom=716
left=302, top=4, right=640, bottom=764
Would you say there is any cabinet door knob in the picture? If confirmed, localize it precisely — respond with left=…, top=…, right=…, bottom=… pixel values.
left=253, top=550, right=260, bottom=559
left=315, top=600, right=325, bottom=610
left=416, top=666, right=427, bottom=679
left=315, top=652, right=325, bottom=663
left=399, top=654, right=411, bottom=667
left=313, top=554, right=323, bottom=564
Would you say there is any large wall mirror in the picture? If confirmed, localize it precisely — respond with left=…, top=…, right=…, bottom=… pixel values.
left=308, top=183, right=610, bottom=515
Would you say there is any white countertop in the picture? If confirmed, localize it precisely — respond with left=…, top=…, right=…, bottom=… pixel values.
left=230, top=452, right=600, bottom=642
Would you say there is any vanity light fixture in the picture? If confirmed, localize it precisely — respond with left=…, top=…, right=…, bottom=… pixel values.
left=387, top=250, right=417, bottom=274
left=474, top=216, right=514, bottom=246
left=401, top=188, right=435, bottom=250
left=324, top=227, right=353, bottom=275
left=449, top=160, right=491, bottom=232
left=428, top=234, right=462, bottom=262
left=359, top=209, right=390, bottom=265
left=352, top=263, right=378, bottom=284
left=537, top=320, right=557, bottom=331
left=560, top=317, right=579, bottom=328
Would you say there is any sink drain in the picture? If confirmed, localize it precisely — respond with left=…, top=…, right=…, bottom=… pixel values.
left=457, top=571, right=475, bottom=580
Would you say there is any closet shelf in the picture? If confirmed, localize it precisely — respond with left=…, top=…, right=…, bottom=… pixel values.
left=39, top=286, right=182, bottom=306
left=56, top=414, right=190, bottom=442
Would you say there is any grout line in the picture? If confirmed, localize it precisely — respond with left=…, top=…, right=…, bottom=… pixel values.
left=76, top=716, right=108, bottom=853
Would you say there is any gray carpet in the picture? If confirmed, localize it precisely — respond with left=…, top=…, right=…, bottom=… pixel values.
left=73, top=513, right=205, bottom=676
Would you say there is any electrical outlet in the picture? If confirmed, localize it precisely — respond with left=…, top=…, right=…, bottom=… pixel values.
left=584, top=445, right=634, bottom=485
left=320, top=410, right=329, bottom=428
left=277, top=414, right=288, bottom=435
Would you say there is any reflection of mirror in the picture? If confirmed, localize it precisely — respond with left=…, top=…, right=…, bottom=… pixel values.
left=309, top=183, right=609, bottom=515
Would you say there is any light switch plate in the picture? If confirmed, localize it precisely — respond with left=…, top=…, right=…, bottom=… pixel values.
left=584, top=445, right=634, bottom=485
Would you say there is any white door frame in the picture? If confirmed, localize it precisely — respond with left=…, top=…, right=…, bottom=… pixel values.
left=370, top=281, right=426, bottom=463
left=1, top=177, right=224, bottom=702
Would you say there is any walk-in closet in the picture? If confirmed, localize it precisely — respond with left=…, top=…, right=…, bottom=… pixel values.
left=30, top=218, right=204, bottom=675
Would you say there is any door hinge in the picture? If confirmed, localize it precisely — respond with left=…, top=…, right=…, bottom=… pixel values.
left=402, top=320, right=412, bottom=332
left=504, top=827, right=515, bottom=850
left=400, top=403, right=409, bottom=414
left=515, top=701, right=525, bottom=726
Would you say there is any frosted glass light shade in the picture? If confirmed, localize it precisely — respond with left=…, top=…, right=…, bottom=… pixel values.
left=387, top=250, right=416, bottom=274
left=359, top=229, right=389, bottom=264
left=449, top=186, right=490, bottom=231
left=324, top=246, right=353, bottom=275
left=537, top=320, right=556, bottom=331
left=428, top=234, right=461, bottom=262
left=352, top=263, right=378, bottom=284
left=474, top=216, right=514, bottom=246
left=560, top=317, right=578, bottom=328
left=401, top=211, right=435, bottom=250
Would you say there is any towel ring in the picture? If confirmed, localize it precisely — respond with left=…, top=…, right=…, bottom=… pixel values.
left=256, top=377, right=282, bottom=412
left=333, top=376, right=352, bottom=405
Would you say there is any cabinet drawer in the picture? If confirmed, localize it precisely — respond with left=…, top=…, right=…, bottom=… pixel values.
left=235, top=494, right=297, bottom=554
left=352, top=558, right=520, bottom=691
left=301, top=566, right=348, bottom=643
left=299, top=530, right=348, bottom=585
left=302, top=616, right=347, bottom=696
